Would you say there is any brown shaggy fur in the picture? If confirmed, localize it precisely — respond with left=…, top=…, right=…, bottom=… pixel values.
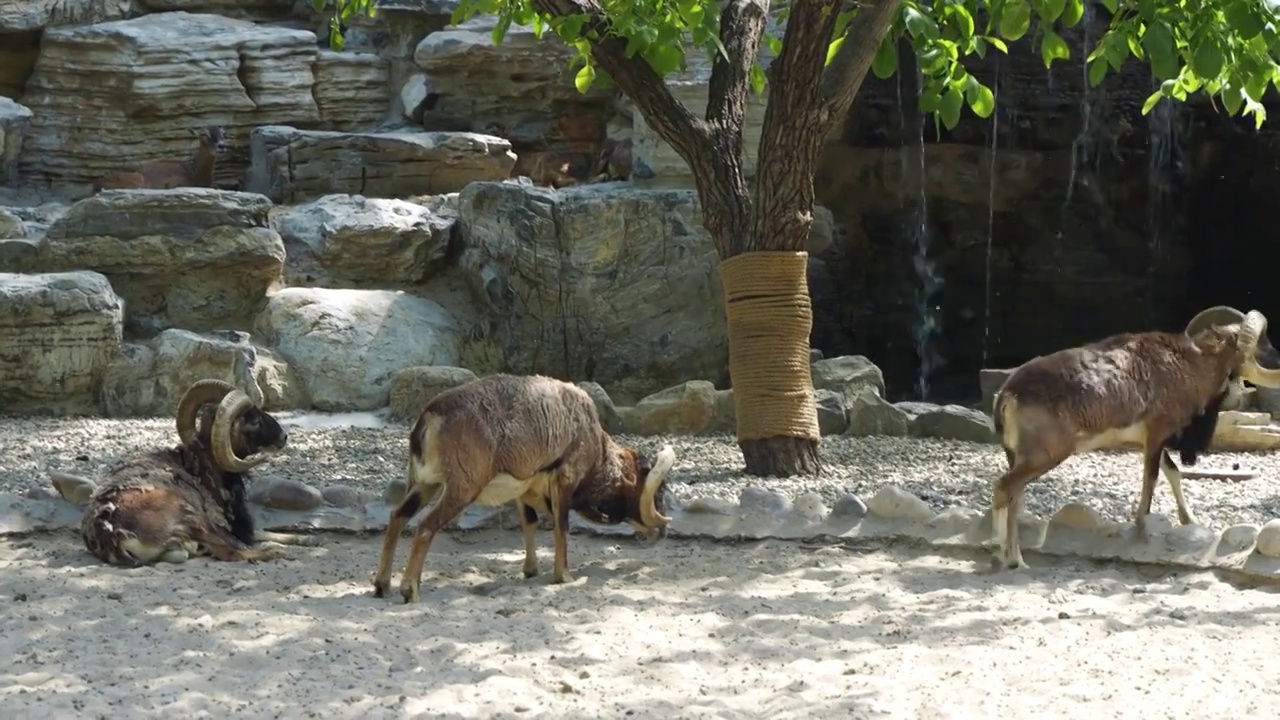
left=373, top=373, right=675, bottom=603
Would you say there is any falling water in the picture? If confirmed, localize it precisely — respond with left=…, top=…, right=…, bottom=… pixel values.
left=1147, top=86, right=1180, bottom=314
left=912, top=69, right=944, bottom=400
left=982, top=60, right=1001, bottom=369
left=1064, top=0, right=1097, bottom=210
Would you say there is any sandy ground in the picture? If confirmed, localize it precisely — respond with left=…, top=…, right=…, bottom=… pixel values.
left=2, top=530, right=1279, bottom=719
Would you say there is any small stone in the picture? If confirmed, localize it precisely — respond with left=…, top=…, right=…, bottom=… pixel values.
left=1049, top=502, right=1104, bottom=530
left=790, top=493, right=828, bottom=522
left=249, top=477, right=324, bottom=512
left=683, top=497, right=736, bottom=515
left=928, top=507, right=982, bottom=535
left=1057, top=611, right=1070, bottom=620
left=321, top=484, right=367, bottom=509
left=739, top=486, right=791, bottom=517
left=1169, top=608, right=1190, bottom=621
left=106, top=591, right=123, bottom=601
left=1218, top=523, right=1260, bottom=554
left=24, top=487, right=57, bottom=501
left=49, top=472, right=96, bottom=505
left=1165, top=523, right=1217, bottom=554
left=383, top=479, right=409, bottom=506
left=1131, top=586, right=1147, bottom=594
left=1254, top=518, right=1280, bottom=557
left=830, top=494, right=868, bottom=520
left=865, top=485, right=934, bottom=522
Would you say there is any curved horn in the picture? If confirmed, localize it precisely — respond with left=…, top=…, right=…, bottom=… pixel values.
left=1238, top=311, right=1280, bottom=388
left=1185, top=305, right=1246, bottom=339
left=174, top=379, right=238, bottom=446
left=210, top=389, right=272, bottom=473
left=639, top=444, right=676, bottom=527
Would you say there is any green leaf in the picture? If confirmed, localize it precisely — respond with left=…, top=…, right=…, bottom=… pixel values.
left=939, top=86, right=963, bottom=129
left=1142, top=21, right=1179, bottom=80
left=1191, top=37, right=1225, bottom=80
left=826, top=36, right=846, bottom=66
left=998, top=0, right=1033, bottom=42
left=1087, top=58, right=1108, bottom=87
left=1100, top=0, right=1118, bottom=12
left=491, top=14, right=513, bottom=46
left=643, top=43, right=685, bottom=75
left=1226, top=0, right=1266, bottom=40
left=1222, top=86, right=1245, bottom=116
left=574, top=63, right=596, bottom=94
left=904, top=6, right=939, bottom=41
left=1061, top=0, right=1085, bottom=27
left=968, top=82, right=996, bottom=118
left=1141, top=89, right=1162, bottom=115
left=950, top=6, right=975, bottom=38
left=749, top=63, right=767, bottom=96
left=1040, top=28, right=1070, bottom=67
left=984, top=35, right=1009, bottom=53
left=872, top=35, right=899, bottom=79
left=1037, top=0, right=1066, bottom=22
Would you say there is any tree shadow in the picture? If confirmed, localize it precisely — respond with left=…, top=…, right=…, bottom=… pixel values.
left=2, top=529, right=1277, bottom=717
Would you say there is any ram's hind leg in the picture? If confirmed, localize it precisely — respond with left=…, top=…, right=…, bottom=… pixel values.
left=1159, top=449, right=1200, bottom=526
left=399, top=486, right=478, bottom=604
left=517, top=498, right=540, bottom=578
left=194, top=526, right=285, bottom=563
left=373, top=485, right=430, bottom=598
left=550, top=480, right=575, bottom=584
left=992, top=455, right=1064, bottom=569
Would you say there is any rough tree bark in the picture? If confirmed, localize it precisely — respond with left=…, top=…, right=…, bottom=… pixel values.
left=533, top=0, right=905, bottom=476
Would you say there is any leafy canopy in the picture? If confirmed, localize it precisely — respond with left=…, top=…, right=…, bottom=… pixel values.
left=320, top=0, right=1280, bottom=130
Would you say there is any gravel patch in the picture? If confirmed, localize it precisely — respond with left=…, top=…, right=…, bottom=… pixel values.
left=3, top=413, right=1280, bottom=530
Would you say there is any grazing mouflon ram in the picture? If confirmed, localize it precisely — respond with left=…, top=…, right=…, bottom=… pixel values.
left=373, top=373, right=676, bottom=604
left=989, top=307, right=1280, bottom=569
left=80, top=379, right=314, bottom=567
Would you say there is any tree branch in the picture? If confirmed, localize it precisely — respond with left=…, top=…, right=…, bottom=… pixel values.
left=818, top=0, right=904, bottom=128
left=746, top=0, right=846, bottom=253
left=706, top=0, right=769, bottom=130
left=531, top=0, right=713, bottom=169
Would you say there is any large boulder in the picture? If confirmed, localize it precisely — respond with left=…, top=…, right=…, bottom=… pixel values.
left=458, top=182, right=727, bottom=403
left=0, top=271, right=124, bottom=415
left=0, top=98, right=32, bottom=185
left=134, top=0, right=296, bottom=22
left=244, top=125, right=517, bottom=203
left=32, top=188, right=285, bottom=336
left=413, top=15, right=615, bottom=162
left=254, top=287, right=463, bottom=411
left=311, top=49, right=392, bottom=131
left=99, top=328, right=304, bottom=417
left=0, top=0, right=130, bottom=32
left=274, top=193, right=455, bottom=286
left=17, top=12, right=323, bottom=192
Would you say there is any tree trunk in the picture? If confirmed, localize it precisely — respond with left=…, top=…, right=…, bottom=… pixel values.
left=531, top=0, right=902, bottom=477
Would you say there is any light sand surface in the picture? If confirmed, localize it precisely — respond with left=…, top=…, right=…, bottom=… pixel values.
left=2, top=530, right=1279, bottom=719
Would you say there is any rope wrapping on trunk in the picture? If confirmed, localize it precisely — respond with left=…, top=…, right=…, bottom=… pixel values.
left=718, top=250, right=820, bottom=442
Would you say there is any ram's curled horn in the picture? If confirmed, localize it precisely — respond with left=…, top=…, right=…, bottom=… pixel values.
left=1238, top=311, right=1280, bottom=388
left=639, top=444, right=676, bottom=527
left=174, top=379, right=239, bottom=446
left=1184, top=305, right=1247, bottom=339
left=210, top=389, right=271, bottom=473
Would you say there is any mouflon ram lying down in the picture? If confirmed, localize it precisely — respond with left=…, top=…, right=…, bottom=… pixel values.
left=989, top=307, right=1280, bottom=570
left=80, top=379, right=315, bottom=567
left=373, top=373, right=676, bottom=604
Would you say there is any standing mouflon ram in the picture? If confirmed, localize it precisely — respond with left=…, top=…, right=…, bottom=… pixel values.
left=989, top=307, right=1280, bottom=570
left=80, top=379, right=314, bottom=567
left=373, top=373, right=676, bottom=604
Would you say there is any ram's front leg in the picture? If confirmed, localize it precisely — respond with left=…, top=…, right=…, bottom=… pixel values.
left=517, top=498, right=540, bottom=579
left=549, top=482, right=574, bottom=584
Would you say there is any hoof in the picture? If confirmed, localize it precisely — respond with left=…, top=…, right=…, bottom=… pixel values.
left=400, top=584, right=420, bottom=604
left=373, top=579, right=390, bottom=598
left=551, top=572, right=574, bottom=585
left=523, top=566, right=539, bottom=579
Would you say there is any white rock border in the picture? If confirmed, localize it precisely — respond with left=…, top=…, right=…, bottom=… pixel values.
left=5, top=474, right=1279, bottom=583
